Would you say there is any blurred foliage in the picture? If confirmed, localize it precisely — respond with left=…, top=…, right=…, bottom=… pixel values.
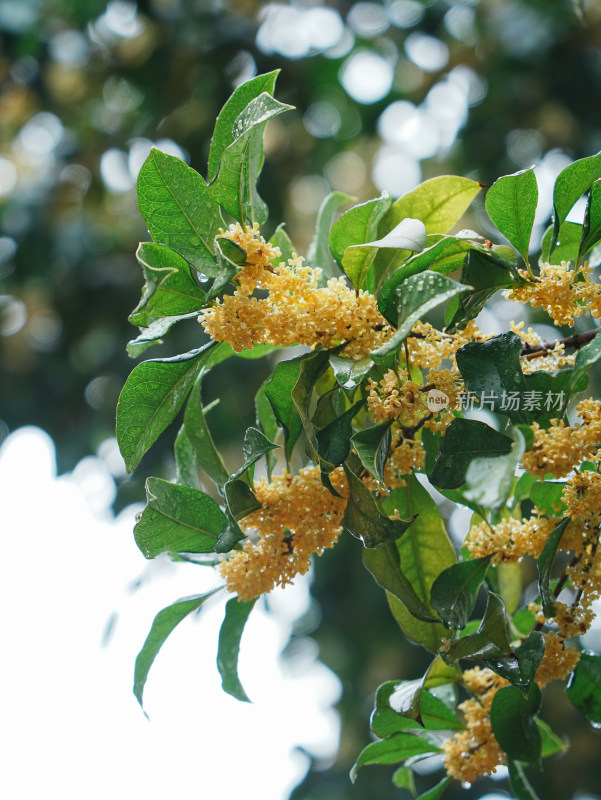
left=2, top=1, right=601, bottom=798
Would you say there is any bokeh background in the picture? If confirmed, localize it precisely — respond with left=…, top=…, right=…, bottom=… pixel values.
left=2, top=1, right=601, bottom=798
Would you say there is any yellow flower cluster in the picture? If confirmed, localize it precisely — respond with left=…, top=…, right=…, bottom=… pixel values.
left=199, top=223, right=391, bottom=357
left=466, top=513, right=560, bottom=564
left=520, top=399, right=601, bottom=479
left=366, top=369, right=426, bottom=425
left=505, top=262, right=601, bottom=326
left=406, top=320, right=488, bottom=369
left=219, top=466, right=347, bottom=602
left=442, top=668, right=508, bottom=784
left=535, top=632, right=581, bottom=687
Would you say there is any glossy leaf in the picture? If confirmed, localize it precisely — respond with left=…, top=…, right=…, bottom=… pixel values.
left=430, top=555, right=492, bottom=630
left=538, top=718, right=568, bottom=758
left=566, top=653, right=601, bottom=723
left=209, top=92, right=293, bottom=225
left=415, top=777, right=452, bottom=800
left=351, top=421, right=392, bottom=484
left=580, top=180, right=601, bottom=258
left=126, top=313, right=198, bottom=358
left=137, top=148, right=222, bottom=274
left=540, top=220, right=582, bottom=264
left=130, top=242, right=207, bottom=327
left=133, top=588, right=221, bottom=710
left=490, top=683, right=542, bottom=765
left=217, top=597, right=256, bottom=702
left=208, top=70, right=279, bottom=180
left=485, top=168, right=538, bottom=264
left=116, top=342, right=217, bottom=473
left=183, top=374, right=230, bottom=489
left=372, top=271, right=470, bottom=360
left=537, top=517, right=570, bottom=617
left=134, top=477, right=227, bottom=558
left=350, top=733, right=441, bottom=783
left=264, top=354, right=305, bottom=464
left=329, top=354, right=374, bottom=398
left=316, top=399, right=363, bottom=469
left=174, top=424, right=201, bottom=490
left=329, top=193, right=391, bottom=266
left=269, top=223, right=295, bottom=264
left=484, top=631, right=545, bottom=689
left=429, top=418, right=514, bottom=490
left=307, top=190, right=353, bottom=281
left=463, top=428, right=525, bottom=510
left=445, top=592, right=512, bottom=662
left=551, top=151, right=601, bottom=255
left=291, top=348, right=332, bottom=463
left=508, top=759, right=542, bottom=800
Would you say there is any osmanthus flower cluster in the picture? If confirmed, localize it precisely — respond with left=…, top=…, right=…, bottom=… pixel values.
left=116, top=73, right=601, bottom=800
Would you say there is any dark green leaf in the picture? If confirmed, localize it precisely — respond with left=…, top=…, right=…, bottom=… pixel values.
left=208, top=70, right=279, bottom=180
left=372, top=271, right=470, bottom=360
left=203, top=237, right=245, bottom=303
left=224, top=479, right=261, bottom=521
left=137, top=148, right=222, bottom=275
left=567, top=653, right=601, bottom=723
left=462, top=428, right=525, bottom=511
left=371, top=680, right=428, bottom=737
left=130, top=242, right=207, bottom=327
left=174, top=424, right=200, bottom=489
left=580, top=180, right=601, bottom=258
left=350, top=733, right=441, bottom=783
left=217, top=597, right=256, bottom=702
left=134, top=589, right=221, bottom=711
left=214, top=511, right=247, bottom=554
left=183, top=374, right=230, bottom=488
left=537, top=516, right=570, bottom=617
left=455, top=331, right=527, bottom=423
left=415, top=776, right=452, bottom=800
left=126, top=314, right=198, bottom=358
left=537, top=718, right=568, bottom=757
left=232, top=425, right=280, bottom=482
left=329, top=194, right=392, bottom=267
left=508, top=759, right=542, bottom=800
left=291, top=348, right=332, bottom=462
left=484, top=631, right=545, bottom=689
left=209, top=92, right=294, bottom=225
left=316, top=399, right=364, bottom=469
left=329, top=354, right=374, bottom=398
left=445, top=592, right=512, bottom=662
left=351, top=422, right=392, bottom=484
left=430, top=555, right=492, bottom=630
left=429, top=418, right=514, bottom=490
left=307, top=190, right=353, bottom=281
left=116, top=342, right=217, bottom=473
left=490, top=683, right=542, bottom=765
left=134, top=477, right=227, bottom=558
left=264, top=354, right=305, bottom=465
left=485, top=168, right=538, bottom=264
left=551, top=151, right=601, bottom=256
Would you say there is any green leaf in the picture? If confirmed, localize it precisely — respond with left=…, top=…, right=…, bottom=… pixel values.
left=329, top=354, right=374, bottom=398
left=371, top=681, right=425, bottom=737
left=203, top=237, right=245, bottom=303
left=183, top=374, right=230, bottom=488
left=116, top=342, right=217, bottom=473
left=455, top=331, right=527, bottom=423
left=255, top=382, right=279, bottom=479
left=208, top=70, right=279, bottom=181
left=133, top=589, right=221, bottom=711
left=551, top=151, right=601, bottom=256
left=264, top=354, right=305, bottom=465
left=537, top=718, right=568, bottom=757
left=231, top=425, right=280, bottom=482
left=316, top=399, right=364, bottom=470
left=126, top=314, right=198, bottom=358
left=484, top=631, right=545, bottom=690
left=529, top=481, right=566, bottom=515
left=415, top=777, right=452, bottom=800
left=490, top=683, right=542, bottom=765
left=307, top=190, right=353, bottom=281
left=487, top=560, right=522, bottom=614
left=350, top=733, right=441, bottom=783
left=269, top=223, right=296, bottom=264
left=137, top=148, right=222, bottom=275
left=351, top=421, right=392, bottom=484
left=174, top=424, right=201, bottom=489
left=130, top=242, right=207, bottom=327
left=373, top=175, right=482, bottom=288
left=291, top=348, right=332, bottom=463
left=343, top=463, right=417, bottom=549
left=429, top=418, right=514, bottom=490
left=209, top=92, right=294, bottom=225
left=463, top=427, right=525, bottom=510
left=508, top=759, right=542, bottom=800
left=541, top=220, right=583, bottom=264
left=134, top=477, right=227, bottom=558
left=580, top=180, right=601, bottom=258
left=378, top=475, right=457, bottom=650
left=372, top=271, right=470, bottom=361
left=537, top=516, right=570, bottom=617
left=445, top=591, right=512, bottom=662
left=430, top=555, right=492, bottom=630
left=392, top=766, right=416, bottom=792
left=485, top=168, right=538, bottom=264
left=217, top=597, right=256, bottom=702
left=329, top=194, right=392, bottom=267
left=567, top=653, right=601, bottom=723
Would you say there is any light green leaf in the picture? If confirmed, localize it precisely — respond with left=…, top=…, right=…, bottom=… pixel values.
left=217, top=597, right=256, bottom=702
left=329, top=194, right=392, bottom=266
left=485, top=168, right=538, bottom=264
left=264, top=353, right=306, bottom=465
left=540, top=220, right=582, bottom=264
left=351, top=421, right=392, bottom=484
left=566, top=653, right=601, bottom=723
left=134, top=589, right=221, bottom=711
left=126, top=314, right=198, bottom=358
left=551, top=151, right=601, bottom=255
left=174, top=424, right=201, bottom=490
left=183, top=374, right=230, bottom=489
left=137, top=148, right=222, bottom=275
left=307, top=190, right=353, bottom=281
left=116, top=342, right=217, bottom=473
left=134, top=477, right=227, bottom=558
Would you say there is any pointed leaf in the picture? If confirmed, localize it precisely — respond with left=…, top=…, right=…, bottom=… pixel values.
left=291, top=348, right=332, bottom=463
left=183, top=374, right=230, bottom=488
left=485, top=168, right=538, bottom=264
left=416, top=777, right=452, bottom=800
left=566, top=653, right=601, bottom=723
left=580, top=180, right=601, bottom=258
left=329, top=194, right=392, bottom=267
left=137, top=148, right=222, bottom=274
left=541, top=220, right=583, bottom=264
left=352, top=421, right=392, bottom=484
left=350, top=733, right=441, bottom=783
left=484, top=631, right=545, bottom=690
left=490, top=683, right=542, bottom=765
left=269, top=223, right=295, bottom=264
left=116, top=342, right=217, bottom=473
left=174, top=424, right=201, bottom=489
left=430, top=555, right=492, bottom=630
left=445, top=592, right=512, bottom=662
left=264, top=354, right=306, bottom=465
left=551, top=151, right=601, bottom=255
left=134, top=477, right=227, bottom=558
left=126, top=313, right=198, bottom=358
left=537, top=517, right=570, bottom=617
left=217, top=597, right=256, bottom=702
left=508, top=760, right=542, bottom=800
left=134, top=589, right=221, bottom=710
left=316, top=399, right=364, bottom=469
left=307, top=190, right=353, bottom=281
left=329, top=354, right=374, bottom=398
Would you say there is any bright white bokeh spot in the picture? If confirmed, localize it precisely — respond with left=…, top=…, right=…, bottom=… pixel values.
left=405, top=32, right=450, bottom=72
left=49, top=29, right=90, bottom=67
left=378, top=101, right=440, bottom=159
left=100, top=147, right=135, bottom=192
left=388, top=0, right=425, bottom=28
left=128, top=138, right=186, bottom=181
left=16, top=112, right=64, bottom=157
left=0, top=427, right=342, bottom=800
left=256, top=4, right=344, bottom=59
left=372, top=145, right=421, bottom=197
left=324, top=151, right=366, bottom=194
left=304, top=7, right=345, bottom=50
left=0, top=157, right=18, bottom=196
left=347, top=2, right=390, bottom=38
left=99, top=0, right=145, bottom=39
left=0, top=294, right=27, bottom=336
left=304, top=101, right=341, bottom=139
left=444, top=5, right=477, bottom=44
left=340, top=49, right=394, bottom=104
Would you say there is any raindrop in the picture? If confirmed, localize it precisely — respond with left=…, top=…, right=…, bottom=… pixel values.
left=590, top=720, right=601, bottom=730
left=461, top=781, right=472, bottom=790
left=135, top=511, right=143, bottom=523
left=197, top=272, right=209, bottom=283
